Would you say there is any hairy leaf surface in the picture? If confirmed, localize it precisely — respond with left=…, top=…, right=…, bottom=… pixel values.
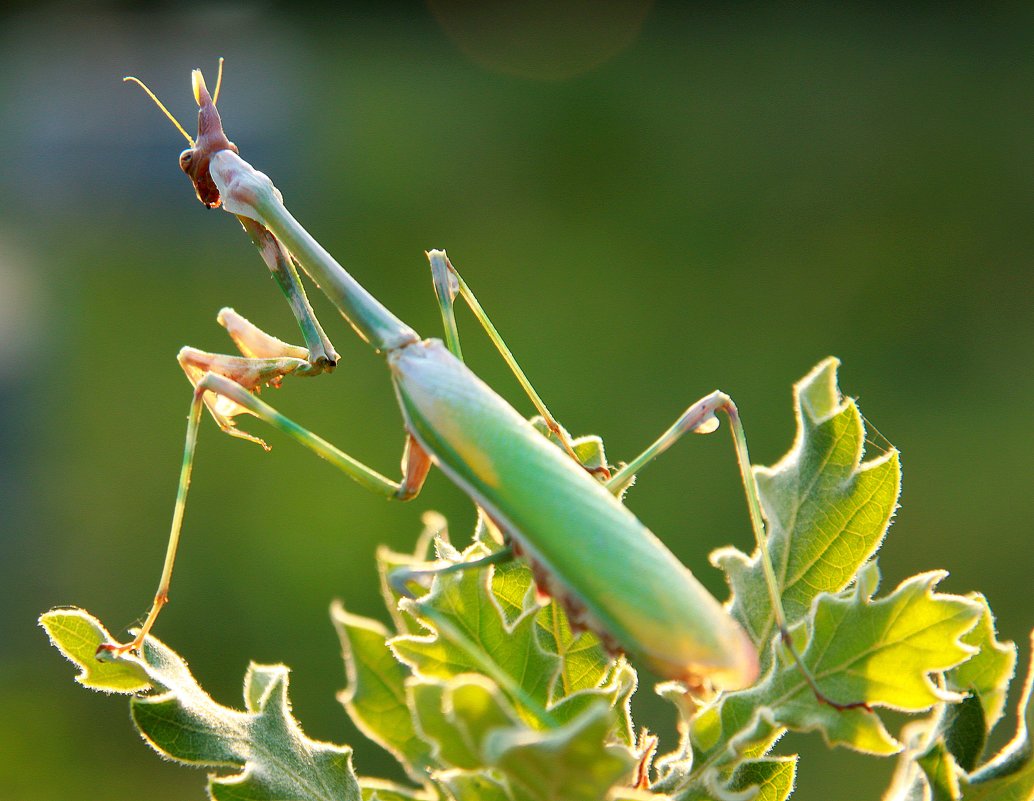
left=43, top=608, right=361, bottom=801
left=713, top=358, right=901, bottom=663
left=39, top=609, right=151, bottom=693
left=333, top=602, right=435, bottom=780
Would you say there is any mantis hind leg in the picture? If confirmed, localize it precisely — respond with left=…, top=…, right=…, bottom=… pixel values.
left=424, top=250, right=601, bottom=475
left=606, top=390, right=867, bottom=710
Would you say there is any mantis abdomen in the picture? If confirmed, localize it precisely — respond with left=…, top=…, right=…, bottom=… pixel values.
left=391, top=338, right=759, bottom=689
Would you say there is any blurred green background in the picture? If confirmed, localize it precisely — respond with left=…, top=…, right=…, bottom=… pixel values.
left=2, top=3, right=1032, bottom=799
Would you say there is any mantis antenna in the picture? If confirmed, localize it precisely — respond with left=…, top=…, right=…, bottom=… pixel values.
left=124, top=75, right=195, bottom=147
left=212, top=56, right=224, bottom=105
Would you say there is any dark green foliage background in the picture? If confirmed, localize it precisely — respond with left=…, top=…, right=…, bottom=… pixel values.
left=2, top=3, right=1031, bottom=799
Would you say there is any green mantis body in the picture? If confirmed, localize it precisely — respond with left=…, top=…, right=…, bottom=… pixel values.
left=100, top=63, right=836, bottom=698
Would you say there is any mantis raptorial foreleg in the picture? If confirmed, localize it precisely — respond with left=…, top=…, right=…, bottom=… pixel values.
left=238, top=216, right=338, bottom=370
left=98, top=319, right=432, bottom=658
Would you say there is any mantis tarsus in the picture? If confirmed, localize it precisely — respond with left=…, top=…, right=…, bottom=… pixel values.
left=101, top=59, right=865, bottom=708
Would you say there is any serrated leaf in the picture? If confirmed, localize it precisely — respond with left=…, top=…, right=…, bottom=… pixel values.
left=549, top=660, right=638, bottom=745
left=332, top=602, right=434, bottom=779
left=712, top=358, right=901, bottom=665
left=490, top=557, right=611, bottom=702
left=409, top=675, right=523, bottom=770
left=727, top=756, right=798, bottom=801
left=948, top=594, right=1017, bottom=734
left=801, top=570, right=981, bottom=712
left=390, top=544, right=559, bottom=724
left=653, top=682, right=698, bottom=772
left=410, top=676, right=634, bottom=801
left=124, top=635, right=361, bottom=801
left=410, top=681, right=480, bottom=770
left=488, top=556, right=632, bottom=740
left=390, top=537, right=634, bottom=748
left=693, top=568, right=981, bottom=768
left=885, top=597, right=1014, bottom=800
left=667, top=756, right=797, bottom=801
left=39, top=608, right=151, bottom=693
left=964, top=631, right=1034, bottom=800
left=484, top=702, right=635, bottom=801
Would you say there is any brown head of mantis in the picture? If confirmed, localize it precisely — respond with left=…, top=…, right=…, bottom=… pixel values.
left=125, top=57, right=237, bottom=208
left=126, top=59, right=340, bottom=372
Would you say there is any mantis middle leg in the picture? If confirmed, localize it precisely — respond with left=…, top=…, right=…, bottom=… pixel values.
left=601, top=389, right=867, bottom=709
left=425, top=250, right=599, bottom=474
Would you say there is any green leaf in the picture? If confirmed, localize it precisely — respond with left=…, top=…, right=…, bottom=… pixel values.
left=943, top=694, right=989, bottom=774
left=652, top=682, right=696, bottom=772
left=129, top=639, right=361, bottom=801
left=409, top=675, right=523, bottom=770
left=727, top=757, right=798, bottom=801
left=801, top=569, right=981, bottom=712
left=332, top=602, right=435, bottom=779
left=712, top=358, right=902, bottom=663
left=390, top=537, right=635, bottom=748
left=43, top=608, right=362, bottom=801
left=376, top=527, right=639, bottom=800
left=390, top=542, right=560, bottom=724
left=39, top=608, right=151, bottom=693
left=484, top=702, right=635, bottom=801
left=693, top=567, right=981, bottom=768
left=964, top=631, right=1034, bottom=800
left=948, top=594, right=1017, bottom=734
left=884, top=596, right=1014, bottom=800
left=434, top=770, right=515, bottom=801
left=667, top=757, right=797, bottom=801
left=487, top=555, right=633, bottom=740
left=408, top=675, right=635, bottom=801
left=490, top=557, right=611, bottom=701
left=917, top=741, right=962, bottom=801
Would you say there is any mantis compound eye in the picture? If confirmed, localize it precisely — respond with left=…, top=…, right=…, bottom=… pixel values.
left=179, top=148, right=195, bottom=173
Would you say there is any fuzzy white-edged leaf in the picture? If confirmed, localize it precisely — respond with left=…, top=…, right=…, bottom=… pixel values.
left=713, top=358, right=901, bottom=666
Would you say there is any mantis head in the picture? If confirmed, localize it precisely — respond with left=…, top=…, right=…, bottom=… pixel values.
left=125, top=58, right=239, bottom=209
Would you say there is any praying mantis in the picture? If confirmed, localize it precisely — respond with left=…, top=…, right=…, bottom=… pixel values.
left=100, top=59, right=858, bottom=706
